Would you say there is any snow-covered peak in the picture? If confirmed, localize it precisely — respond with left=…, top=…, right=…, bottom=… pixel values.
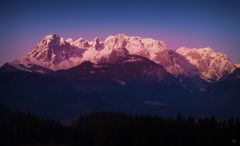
left=82, top=33, right=168, bottom=64
left=81, top=34, right=200, bottom=77
left=65, top=38, right=74, bottom=45
left=44, top=33, right=60, bottom=40
left=8, top=33, right=197, bottom=77
left=104, top=33, right=128, bottom=50
left=104, top=34, right=167, bottom=54
left=42, top=33, right=65, bottom=45
left=21, top=34, right=87, bottom=70
left=73, top=38, right=90, bottom=48
left=176, top=47, right=236, bottom=81
left=5, top=33, right=236, bottom=82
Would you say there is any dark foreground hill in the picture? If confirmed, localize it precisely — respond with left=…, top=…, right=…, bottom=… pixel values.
left=0, top=106, right=239, bottom=146
left=1, top=60, right=240, bottom=120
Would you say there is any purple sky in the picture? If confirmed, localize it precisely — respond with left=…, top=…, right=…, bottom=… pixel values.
left=0, top=0, right=240, bottom=65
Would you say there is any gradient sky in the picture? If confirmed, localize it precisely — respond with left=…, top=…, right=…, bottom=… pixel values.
left=0, top=0, right=240, bottom=65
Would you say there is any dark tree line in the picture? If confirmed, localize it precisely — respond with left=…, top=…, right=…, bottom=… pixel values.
left=0, top=106, right=239, bottom=146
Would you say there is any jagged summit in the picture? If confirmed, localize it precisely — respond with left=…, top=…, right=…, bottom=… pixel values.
left=15, top=34, right=86, bottom=70
left=2, top=33, right=237, bottom=82
left=177, top=47, right=236, bottom=81
left=44, top=33, right=61, bottom=40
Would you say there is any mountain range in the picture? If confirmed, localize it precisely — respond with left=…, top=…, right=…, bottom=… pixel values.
left=0, top=33, right=240, bottom=120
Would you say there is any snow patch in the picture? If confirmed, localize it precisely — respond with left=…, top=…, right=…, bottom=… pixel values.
left=176, top=47, right=236, bottom=81
left=114, top=79, right=126, bottom=85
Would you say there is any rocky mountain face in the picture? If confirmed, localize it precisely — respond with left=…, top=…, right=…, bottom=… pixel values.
left=4, top=33, right=236, bottom=82
left=82, top=34, right=200, bottom=77
left=0, top=33, right=240, bottom=119
left=177, top=47, right=236, bottom=81
left=11, top=34, right=87, bottom=70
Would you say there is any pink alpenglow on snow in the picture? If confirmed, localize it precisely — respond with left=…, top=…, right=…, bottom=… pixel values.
left=7, top=33, right=236, bottom=82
